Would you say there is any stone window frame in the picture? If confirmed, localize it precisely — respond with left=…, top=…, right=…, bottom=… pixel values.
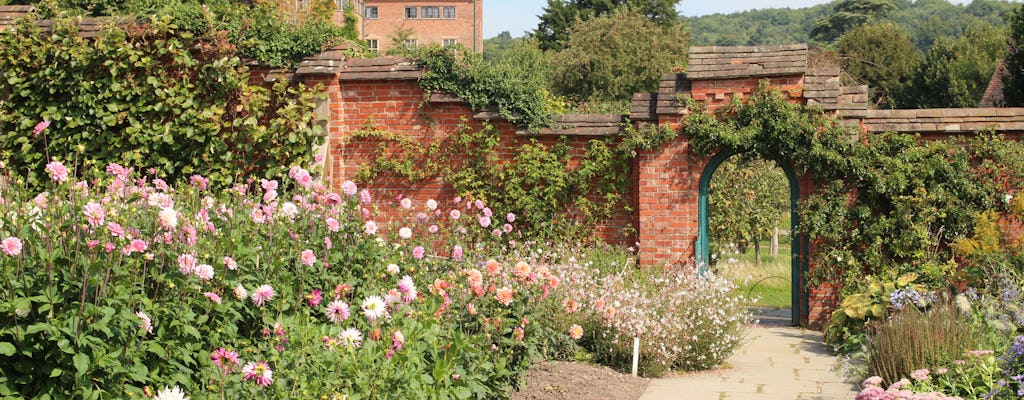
left=442, top=38, right=457, bottom=47
left=421, top=6, right=440, bottom=19
left=442, top=6, right=455, bottom=19
left=404, top=6, right=417, bottom=18
left=363, top=5, right=378, bottom=18
left=366, top=39, right=379, bottom=52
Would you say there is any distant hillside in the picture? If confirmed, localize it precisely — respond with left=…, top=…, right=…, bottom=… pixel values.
left=687, top=0, right=1019, bottom=51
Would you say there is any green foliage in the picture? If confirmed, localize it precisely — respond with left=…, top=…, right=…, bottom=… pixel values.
left=0, top=17, right=322, bottom=190
left=414, top=45, right=562, bottom=133
left=687, top=4, right=831, bottom=46
left=825, top=273, right=923, bottom=352
left=1003, top=4, right=1024, bottom=106
left=811, top=0, right=898, bottom=43
left=533, top=0, right=681, bottom=51
left=144, top=0, right=354, bottom=67
left=908, top=23, right=1007, bottom=108
left=684, top=83, right=1024, bottom=293
left=905, top=351, right=1004, bottom=398
left=551, top=7, right=689, bottom=104
left=837, top=22, right=920, bottom=108
left=16, top=0, right=355, bottom=67
left=708, top=156, right=789, bottom=261
left=354, top=120, right=676, bottom=241
left=688, top=0, right=1017, bottom=52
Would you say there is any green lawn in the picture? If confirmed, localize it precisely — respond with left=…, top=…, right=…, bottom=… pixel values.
left=716, top=239, right=792, bottom=308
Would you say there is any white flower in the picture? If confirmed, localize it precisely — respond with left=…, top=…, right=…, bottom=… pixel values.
left=361, top=295, right=387, bottom=322
left=158, top=207, right=178, bottom=230
left=386, top=263, right=400, bottom=275
left=153, top=385, right=189, bottom=400
left=398, top=227, right=412, bottom=239
left=280, top=202, right=298, bottom=219
left=233, top=284, right=248, bottom=300
left=338, top=327, right=363, bottom=348
left=136, top=311, right=153, bottom=335
left=194, top=264, right=214, bottom=281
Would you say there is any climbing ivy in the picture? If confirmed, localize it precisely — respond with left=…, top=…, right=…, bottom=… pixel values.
left=0, top=16, right=323, bottom=189
left=412, top=46, right=566, bottom=133
left=353, top=119, right=676, bottom=240
left=684, top=82, right=1024, bottom=291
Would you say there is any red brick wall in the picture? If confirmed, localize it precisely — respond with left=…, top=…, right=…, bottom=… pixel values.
left=303, top=69, right=1024, bottom=328
left=690, top=76, right=805, bottom=111
left=360, top=0, right=482, bottom=54
left=317, top=77, right=636, bottom=244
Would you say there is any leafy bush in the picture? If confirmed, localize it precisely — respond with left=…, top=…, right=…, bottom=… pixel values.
left=856, top=375, right=966, bottom=400
left=535, top=252, right=752, bottom=377
left=868, top=304, right=977, bottom=384
left=414, top=45, right=565, bottom=133
left=899, top=351, right=1002, bottom=399
left=0, top=17, right=322, bottom=190
left=0, top=159, right=558, bottom=398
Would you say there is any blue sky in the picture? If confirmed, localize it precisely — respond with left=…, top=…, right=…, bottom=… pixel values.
left=483, top=0, right=974, bottom=38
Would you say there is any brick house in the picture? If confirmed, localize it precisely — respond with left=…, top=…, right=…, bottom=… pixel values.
left=344, top=0, right=483, bottom=54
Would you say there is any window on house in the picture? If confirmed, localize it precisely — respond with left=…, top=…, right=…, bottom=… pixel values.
left=404, top=6, right=417, bottom=18
left=366, top=39, right=379, bottom=52
left=363, top=6, right=378, bottom=18
left=442, top=39, right=457, bottom=47
left=421, top=6, right=440, bottom=18
left=405, top=39, right=418, bottom=49
left=442, top=6, right=455, bottom=18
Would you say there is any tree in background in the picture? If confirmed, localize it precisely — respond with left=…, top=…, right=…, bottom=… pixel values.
left=533, top=0, right=680, bottom=50
left=550, top=7, right=688, bottom=107
left=837, top=22, right=920, bottom=108
left=1003, top=4, right=1024, bottom=106
left=909, top=23, right=1006, bottom=108
left=708, top=157, right=789, bottom=265
left=811, top=0, right=897, bottom=42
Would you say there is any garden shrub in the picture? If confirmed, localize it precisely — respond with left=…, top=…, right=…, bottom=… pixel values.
left=533, top=252, right=752, bottom=377
left=0, top=16, right=323, bottom=191
left=868, top=303, right=977, bottom=384
left=0, top=159, right=558, bottom=398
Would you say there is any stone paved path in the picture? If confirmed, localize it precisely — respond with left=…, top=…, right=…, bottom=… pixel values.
left=640, top=310, right=860, bottom=400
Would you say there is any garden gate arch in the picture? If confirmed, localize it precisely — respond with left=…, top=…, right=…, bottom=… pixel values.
left=696, top=151, right=806, bottom=326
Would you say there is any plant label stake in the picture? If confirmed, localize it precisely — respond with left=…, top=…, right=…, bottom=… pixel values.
left=632, top=337, right=640, bottom=376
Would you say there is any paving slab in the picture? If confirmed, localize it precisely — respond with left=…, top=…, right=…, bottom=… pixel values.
left=640, top=318, right=859, bottom=400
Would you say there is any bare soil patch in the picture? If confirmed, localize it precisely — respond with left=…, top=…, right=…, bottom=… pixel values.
left=512, top=361, right=649, bottom=400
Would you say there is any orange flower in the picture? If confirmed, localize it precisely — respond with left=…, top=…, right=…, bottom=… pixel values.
left=485, top=259, right=501, bottom=275
left=495, top=287, right=515, bottom=306
left=513, top=261, right=532, bottom=279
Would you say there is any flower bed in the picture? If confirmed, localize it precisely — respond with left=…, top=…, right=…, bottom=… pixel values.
left=0, top=161, right=558, bottom=399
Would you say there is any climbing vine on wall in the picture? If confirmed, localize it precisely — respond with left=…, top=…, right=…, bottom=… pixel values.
left=0, top=16, right=323, bottom=190
left=412, top=46, right=566, bottom=133
left=352, top=119, right=677, bottom=240
left=684, top=82, right=1024, bottom=292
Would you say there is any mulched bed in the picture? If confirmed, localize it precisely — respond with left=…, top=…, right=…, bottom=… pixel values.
left=512, top=361, right=649, bottom=400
